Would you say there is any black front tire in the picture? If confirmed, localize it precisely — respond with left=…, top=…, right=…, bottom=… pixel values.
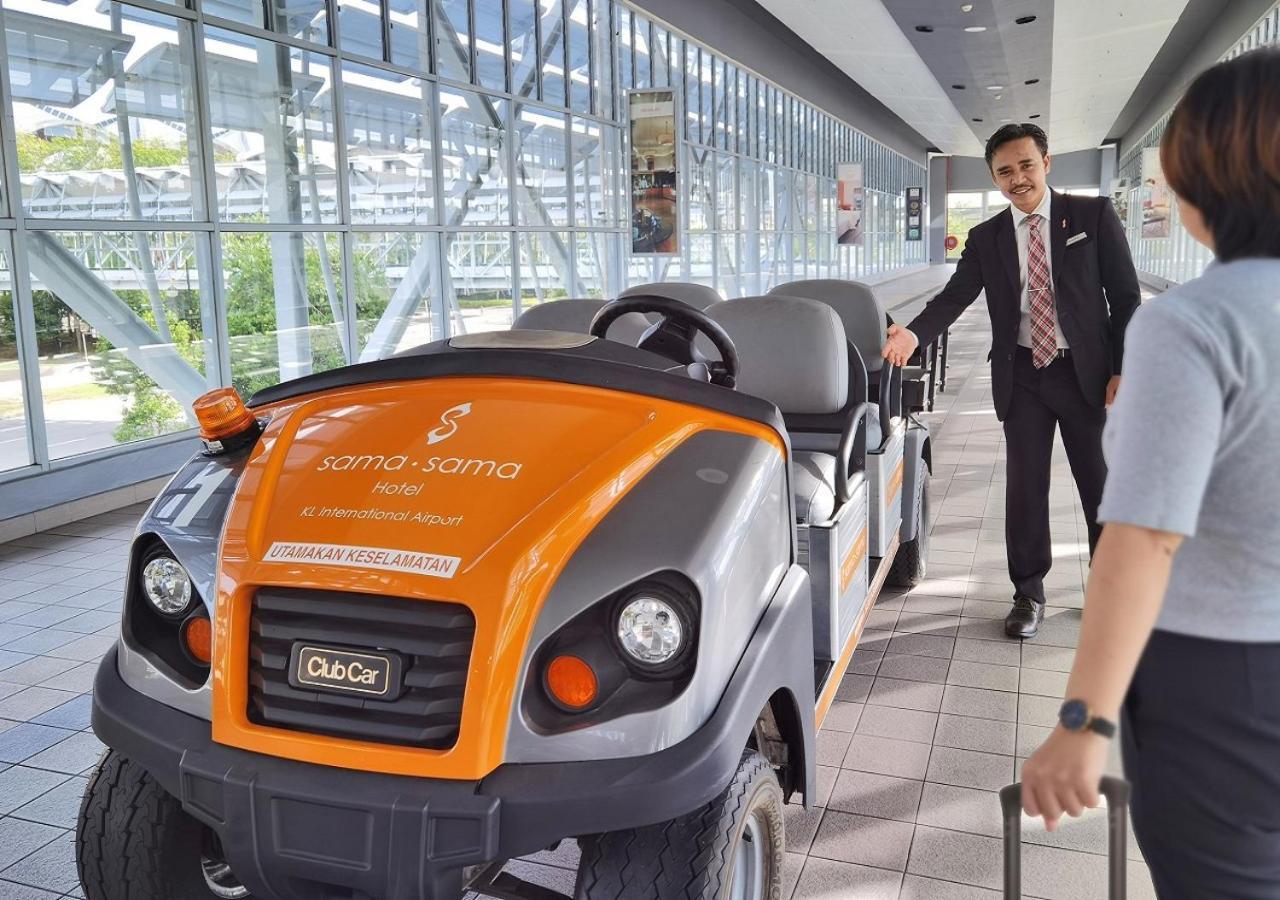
left=77, top=750, right=252, bottom=900
left=574, top=749, right=784, bottom=900
left=887, top=467, right=930, bottom=588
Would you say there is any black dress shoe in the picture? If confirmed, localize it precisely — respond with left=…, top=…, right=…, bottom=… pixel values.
left=1005, top=595, right=1045, bottom=639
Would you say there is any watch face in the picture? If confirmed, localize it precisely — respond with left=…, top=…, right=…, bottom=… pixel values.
left=1060, top=699, right=1089, bottom=731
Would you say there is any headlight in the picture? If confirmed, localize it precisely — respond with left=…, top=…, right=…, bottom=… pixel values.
left=141, top=556, right=194, bottom=617
left=616, top=595, right=684, bottom=667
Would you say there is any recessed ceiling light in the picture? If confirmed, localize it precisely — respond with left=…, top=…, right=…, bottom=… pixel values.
left=987, top=85, right=1004, bottom=91
left=961, top=3, right=974, bottom=11
left=915, top=25, right=934, bottom=32
left=1001, top=118, right=1011, bottom=123
left=1015, top=15, right=1037, bottom=24
left=994, top=94, right=1003, bottom=100
left=1029, top=114, right=1041, bottom=119
left=1025, top=78, right=1041, bottom=85
left=964, top=25, right=987, bottom=33
left=952, top=84, right=966, bottom=90
left=972, top=117, right=983, bottom=122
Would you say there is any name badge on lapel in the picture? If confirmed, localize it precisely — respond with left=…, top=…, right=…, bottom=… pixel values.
left=1066, top=232, right=1088, bottom=247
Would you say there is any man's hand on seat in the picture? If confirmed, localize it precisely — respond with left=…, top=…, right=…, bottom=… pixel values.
left=882, top=324, right=919, bottom=367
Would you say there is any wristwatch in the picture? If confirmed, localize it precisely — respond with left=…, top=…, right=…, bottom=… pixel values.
left=1058, top=699, right=1116, bottom=738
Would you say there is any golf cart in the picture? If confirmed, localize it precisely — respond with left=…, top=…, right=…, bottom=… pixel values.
left=79, top=281, right=931, bottom=900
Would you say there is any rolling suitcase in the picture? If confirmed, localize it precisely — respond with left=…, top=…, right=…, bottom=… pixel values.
left=999, top=776, right=1131, bottom=899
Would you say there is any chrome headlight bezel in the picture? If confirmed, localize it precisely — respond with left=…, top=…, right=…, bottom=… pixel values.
left=140, top=555, right=195, bottom=619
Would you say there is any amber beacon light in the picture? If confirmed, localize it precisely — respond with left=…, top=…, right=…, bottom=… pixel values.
left=192, top=387, right=261, bottom=452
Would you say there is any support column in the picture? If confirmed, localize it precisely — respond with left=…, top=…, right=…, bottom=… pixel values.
left=927, top=153, right=948, bottom=265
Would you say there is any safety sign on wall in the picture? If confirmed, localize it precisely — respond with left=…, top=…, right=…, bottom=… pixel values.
left=905, top=187, right=923, bottom=241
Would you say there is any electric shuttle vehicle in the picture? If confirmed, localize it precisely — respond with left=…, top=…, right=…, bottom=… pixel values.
left=80, top=279, right=932, bottom=900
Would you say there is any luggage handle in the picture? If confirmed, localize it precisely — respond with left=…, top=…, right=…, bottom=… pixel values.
left=999, top=776, right=1131, bottom=900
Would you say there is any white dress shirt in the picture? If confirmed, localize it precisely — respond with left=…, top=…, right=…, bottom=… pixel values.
left=1010, top=190, right=1068, bottom=350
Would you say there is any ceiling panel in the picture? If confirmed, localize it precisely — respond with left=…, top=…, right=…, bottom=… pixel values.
left=757, top=0, right=984, bottom=155
left=1049, top=0, right=1192, bottom=152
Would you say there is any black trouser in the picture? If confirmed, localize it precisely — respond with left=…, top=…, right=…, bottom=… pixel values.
left=1002, top=347, right=1107, bottom=602
left=1123, top=630, right=1280, bottom=898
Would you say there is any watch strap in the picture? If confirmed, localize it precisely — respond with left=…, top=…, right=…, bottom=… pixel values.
left=1088, top=715, right=1117, bottom=739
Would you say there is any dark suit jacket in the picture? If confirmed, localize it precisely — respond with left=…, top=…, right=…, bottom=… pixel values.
left=908, top=191, right=1141, bottom=421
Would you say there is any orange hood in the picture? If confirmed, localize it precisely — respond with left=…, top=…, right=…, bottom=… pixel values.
left=211, top=376, right=783, bottom=779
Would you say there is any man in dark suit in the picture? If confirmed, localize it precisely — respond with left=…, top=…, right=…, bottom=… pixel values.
left=882, top=124, right=1140, bottom=639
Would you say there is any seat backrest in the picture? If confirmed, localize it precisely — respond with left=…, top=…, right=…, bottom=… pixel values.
left=511, top=299, right=651, bottom=345
left=702, top=295, right=848, bottom=416
left=620, top=282, right=722, bottom=311
left=768, top=279, right=887, bottom=374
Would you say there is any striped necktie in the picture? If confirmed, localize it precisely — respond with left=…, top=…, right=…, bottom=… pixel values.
left=1025, top=213, right=1057, bottom=368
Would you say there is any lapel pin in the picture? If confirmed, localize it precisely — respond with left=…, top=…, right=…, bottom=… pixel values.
left=1061, top=218, right=1067, bottom=229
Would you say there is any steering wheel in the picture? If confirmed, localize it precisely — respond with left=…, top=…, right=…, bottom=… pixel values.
left=590, top=295, right=739, bottom=388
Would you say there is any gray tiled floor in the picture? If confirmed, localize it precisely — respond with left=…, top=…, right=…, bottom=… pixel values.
left=0, top=265, right=1154, bottom=899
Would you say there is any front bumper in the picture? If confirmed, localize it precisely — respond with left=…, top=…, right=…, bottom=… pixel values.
left=90, top=571, right=815, bottom=900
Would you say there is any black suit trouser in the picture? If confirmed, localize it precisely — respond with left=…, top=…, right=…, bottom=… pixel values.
left=1002, top=348, right=1107, bottom=601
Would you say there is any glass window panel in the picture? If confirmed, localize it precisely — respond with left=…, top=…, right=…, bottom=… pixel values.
left=589, top=0, right=612, bottom=118
left=651, top=26, right=670, bottom=88
left=353, top=231, right=441, bottom=358
left=633, top=17, right=650, bottom=89
left=715, top=153, right=736, bottom=231
left=0, top=239, right=29, bottom=472
left=29, top=230, right=218, bottom=459
left=204, top=0, right=328, bottom=43
left=758, top=165, right=776, bottom=231
left=736, top=69, right=748, bottom=155
left=434, top=0, right=471, bottom=83
left=439, top=88, right=509, bottom=225
left=510, top=0, right=538, bottom=96
left=805, top=174, right=818, bottom=232
left=518, top=230, right=571, bottom=309
left=688, top=234, right=713, bottom=287
left=446, top=231, right=513, bottom=333
left=616, top=6, right=633, bottom=91
left=575, top=232, right=615, bottom=298
left=572, top=117, right=621, bottom=227
left=343, top=64, right=434, bottom=226
left=699, top=51, right=713, bottom=148
left=717, top=234, right=741, bottom=297
left=8, top=5, right=205, bottom=222
left=221, top=231, right=346, bottom=396
left=389, top=0, right=431, bottom=71
left=514, top=105, right=568, bottom=227
left=684, top=42, right=699, bottom=143
left=474, top=0, right=506, bottom=91
left=205, top=29, right=338, bottom=224
left=337, top=0, right=383, bottom=60
left=687, top=146, right=712, bottom=232
left=540, top=0, right=566, bottom=107
left=567, top=0, right=591, bottom=113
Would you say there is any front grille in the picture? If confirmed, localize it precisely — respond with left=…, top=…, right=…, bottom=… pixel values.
left=248, top=588, right=474, bottom=749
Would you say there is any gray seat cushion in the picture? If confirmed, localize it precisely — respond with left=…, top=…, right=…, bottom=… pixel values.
left=512, top=299, right=651, bottom=344
left=621, top=282, right=722, bottom=310
left=768, top=279, right=888, bottom=377
left=794, top=451, right=837, bottom=524
left=702, top=296, right=849, bottom=415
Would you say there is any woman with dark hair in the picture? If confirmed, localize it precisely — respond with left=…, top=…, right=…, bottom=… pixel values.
left=1020, top=47, right=1280, bottom=896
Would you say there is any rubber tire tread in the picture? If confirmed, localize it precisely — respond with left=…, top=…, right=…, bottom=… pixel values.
left=574, top=749, right=783, bottom=900
left=77, top=749, right=230, bottom=900
left=887, top=466, right=929, bottom=588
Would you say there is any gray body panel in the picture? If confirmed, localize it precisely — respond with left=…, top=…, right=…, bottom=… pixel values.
left=117, top=452, right=246, bottom=720
left=505, top=430, right=793, bottom=763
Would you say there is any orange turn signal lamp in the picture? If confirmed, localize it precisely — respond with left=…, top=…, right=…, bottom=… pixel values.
left=192, top=387, right=260, bottom=451
left=546, top=655, right=598, bottom=710
left=183, top=615, right=212, bottom=665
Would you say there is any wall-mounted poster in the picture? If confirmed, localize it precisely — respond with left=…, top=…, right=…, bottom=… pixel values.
left=1140, top=149, right=1171, bottom=239
left=629, top=89, right=678, bottom=255
left=905, top=187, right=923, bottom=241
left=837, top=163, right=864, bottom=246
left=1108, top=177, right=1131, bottom=225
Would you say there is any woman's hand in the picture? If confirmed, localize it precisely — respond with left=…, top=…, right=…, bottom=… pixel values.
left=1020, top=727, right=1110, bottom=831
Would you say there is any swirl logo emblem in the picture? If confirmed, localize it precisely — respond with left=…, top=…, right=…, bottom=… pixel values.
left=426, top=402, right=472, bottom=445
